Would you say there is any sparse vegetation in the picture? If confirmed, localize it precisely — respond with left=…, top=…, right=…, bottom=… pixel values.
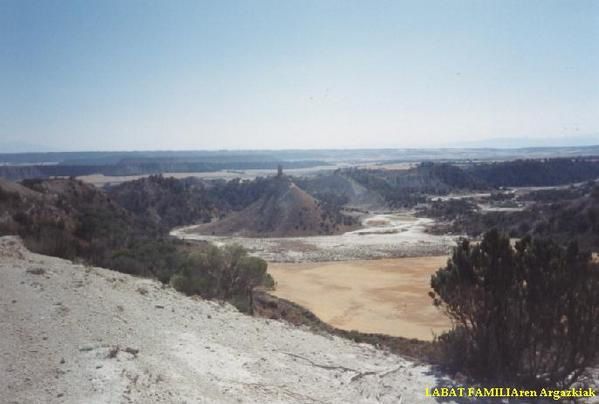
left=0, top=177, right=273, bottom=312
left=431, top=182, right=599, bottom=250
left=339, top=159, right=599, bottom=210
left=342, top=163, right=486, bottom=208
left=417, top=198, right=479, bottom=219
left=5, top=157, right=599, bottom=382
left=467, top=158, right=599, bottom=187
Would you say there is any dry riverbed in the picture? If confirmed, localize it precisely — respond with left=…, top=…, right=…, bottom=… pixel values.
left=268, top=257, right=452, bottom=341
left=173, top=213, right=458, bottom=262
left=173, top=212, right=457, bottom=341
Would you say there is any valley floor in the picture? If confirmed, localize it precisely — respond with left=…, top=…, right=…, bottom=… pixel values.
left=268, top=257, right=452, bottom=341
left=0, top=236, right=453, bottom=404
left=174, top=212, right=456, bottom=342
left=173, top=213, right=457, bottom=262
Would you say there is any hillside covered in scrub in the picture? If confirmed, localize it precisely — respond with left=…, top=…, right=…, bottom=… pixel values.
left=107, top=176, right=218, bottom=229
left=427, top=181, right=599, bottom=252
left=341, top=163, right=487, bottom=208
left=0, top=173, right=358, bottom=241
left=0, top=177, right=162, bottom=264
left=294, top=158, right=599, bottom=211
left=0, top=174, right=360, bottom=308
left=0, top=177, right=275, bottom=311
left=107, top=174, right=359, bottom=238
left=464, top=158, right=599, bottom=187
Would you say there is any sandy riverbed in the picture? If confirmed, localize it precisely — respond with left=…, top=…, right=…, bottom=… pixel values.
left=174, top=213, right=457, bottom=340
left=268, top=256, right=452, bottom=341
left=173, top=213, right=458, bottom=262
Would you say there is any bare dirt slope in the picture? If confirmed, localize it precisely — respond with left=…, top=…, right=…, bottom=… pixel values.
left=0, top=236, right=452, bottom=403
left=296, top=173, right=387, bottom=211
left=195, top=178, right=355, bottom=237
left=0, top=178, right=42, bottom=199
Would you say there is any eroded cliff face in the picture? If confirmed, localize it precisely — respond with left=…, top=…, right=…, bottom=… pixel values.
left=0, top=236, right=449, bottom=404
left=194, top=177, right=357, bottom=237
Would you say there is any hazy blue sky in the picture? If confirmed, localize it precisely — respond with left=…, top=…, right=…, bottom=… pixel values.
left=1, top=0, right=598, bottom=151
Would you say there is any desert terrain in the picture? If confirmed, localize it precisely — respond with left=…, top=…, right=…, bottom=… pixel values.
left=173, top=213, right=457, bottom=262
left=4, top=156, right=599, bottom=400
left=0, top=236, right=451, bottom=403
left=175, top=211, right=457, bottom=340
left=268, top=257, right=452, bottom=341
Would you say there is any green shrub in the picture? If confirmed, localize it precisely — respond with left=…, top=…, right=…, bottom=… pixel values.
left=431, top=230, right=599, bottom=388
left=22, top=226, right=78, bottom=259
left=170, top=244, right=270, bottom=313
left=261, top=273, right=275, bottom=289
left=170, top=274, right=192, bottom=295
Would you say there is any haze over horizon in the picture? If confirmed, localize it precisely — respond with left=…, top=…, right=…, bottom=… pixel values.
left=1, top=0, right=598, bottom=152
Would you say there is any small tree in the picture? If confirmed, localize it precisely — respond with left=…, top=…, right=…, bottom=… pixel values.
left=170, top=244, right=273, bottom=313
left=430, top=229, right=599, bottom=388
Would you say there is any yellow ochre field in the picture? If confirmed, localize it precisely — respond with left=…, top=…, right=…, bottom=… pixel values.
left=268, top=256, right=452, bottom=341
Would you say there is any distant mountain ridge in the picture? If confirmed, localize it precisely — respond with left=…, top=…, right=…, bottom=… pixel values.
left=446, top=134, right=599, bottom=149
left=0, top=141, right=58, bottom=153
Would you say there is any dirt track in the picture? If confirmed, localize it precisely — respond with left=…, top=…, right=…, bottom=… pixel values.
left=268, top=257, right=452, bottom=341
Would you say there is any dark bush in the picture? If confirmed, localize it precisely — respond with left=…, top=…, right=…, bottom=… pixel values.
left=467, top=158, right=599, bottom=187
left=431, top=230, right=599, bottom=388
left=170, top=244, right=272, bottom=313
left=0, top=187, right=20, bottom=204
left=419, top=199, right=478, bottom=220
left=22, top=226, right=78, bottom=259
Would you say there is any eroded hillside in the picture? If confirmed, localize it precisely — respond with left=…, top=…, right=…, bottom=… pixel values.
left=193, top=176, right=358, bottom=237
left=0, top=236, right=449, bottom=403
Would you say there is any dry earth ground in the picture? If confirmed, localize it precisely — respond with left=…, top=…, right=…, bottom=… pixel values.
left=268, top=257, right=452, bottom=341
left=0, top=236, right=455, bottom=404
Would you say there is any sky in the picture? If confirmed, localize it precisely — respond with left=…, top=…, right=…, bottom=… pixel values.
left=1, top=0, right=598, bottom=151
